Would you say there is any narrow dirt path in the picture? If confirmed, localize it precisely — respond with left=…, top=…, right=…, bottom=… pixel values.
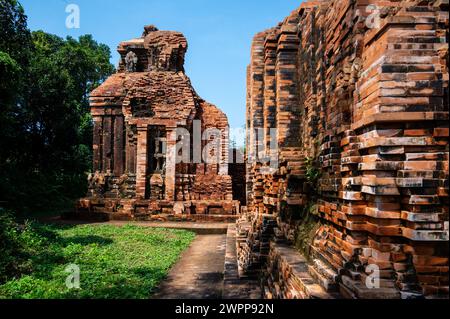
left=152, top=234, right=227, bottom=299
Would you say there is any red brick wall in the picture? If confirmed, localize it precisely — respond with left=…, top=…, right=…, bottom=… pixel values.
left=245, top=0, right=449, bottom=298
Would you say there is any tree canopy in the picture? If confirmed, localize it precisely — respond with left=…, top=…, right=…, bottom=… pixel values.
left=0, top=0, right=115, bottom=213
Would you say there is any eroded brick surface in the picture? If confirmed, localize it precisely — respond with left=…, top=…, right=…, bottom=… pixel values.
left=241, top=0, right=449, bottom=299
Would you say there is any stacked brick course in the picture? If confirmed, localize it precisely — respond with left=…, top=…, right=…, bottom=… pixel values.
left=242, top=0, right=449, bottom=299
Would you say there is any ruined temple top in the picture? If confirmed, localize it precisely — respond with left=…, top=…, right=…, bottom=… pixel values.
left=117, top=25, right=188, bottom=73
left=90, top=25, right=229, bottom=126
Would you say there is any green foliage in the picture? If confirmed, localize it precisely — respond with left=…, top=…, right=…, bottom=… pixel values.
left=0, top=1, right=115, bottom=214
left=294, top=204, right=321, bottom=260
left=305, top=157, right=321, bottom=190
left=1, top=170, right=86, bottom=216
left=0, top=0, right=31, bottom=67
left=0, top=0, right=31, bottom=172
left=0, top=51, right=20, bottom=79
left=0, top=222, right=195, bottom=299
left=0, top=50, right=21, bottom=110
left=24, top=31, right=114, bottom=173
left=0, top=210, right=30, bottom=283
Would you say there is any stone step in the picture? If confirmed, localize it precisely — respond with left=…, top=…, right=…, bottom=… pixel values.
left=340, top=275, right=401, bottom=299
left=224, top=224, right=261, bottom=299
left=264, top=242, right=339, bottom=299
left=308, top=262, right=339, bottom=292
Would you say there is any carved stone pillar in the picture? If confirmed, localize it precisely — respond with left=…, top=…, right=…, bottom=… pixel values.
left=102, top=116, right=113, bottom=173
left=92, top=116, right=102, bottom=172
left=165, top=128, right=177, bottom=200
left=125, top=125, right=137, bottom=174
left=219, top=126, right=229, bottom=175
left=113, top=116, right=125, bottom=176
left=135, top=125, right=148, bottom=199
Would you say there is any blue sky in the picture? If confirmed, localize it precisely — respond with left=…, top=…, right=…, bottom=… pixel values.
left=20, top=0, right=302, bottom=143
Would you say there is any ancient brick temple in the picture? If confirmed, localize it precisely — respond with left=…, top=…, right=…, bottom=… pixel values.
left=77, top=25, right=240, bottom=220
left=239, top=0, right=449, bottom=299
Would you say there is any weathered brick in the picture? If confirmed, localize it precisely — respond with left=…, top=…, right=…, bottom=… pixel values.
left=243, top=0, right=449, bottom=300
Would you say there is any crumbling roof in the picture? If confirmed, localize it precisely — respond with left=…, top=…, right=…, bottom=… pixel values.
left=91, top=71, right=197, bottom=122
left=90, top=73, right=126, bottom=97
left=90, top=25, right=226, bottom=125
left=123, top=71, right=196, bottom=121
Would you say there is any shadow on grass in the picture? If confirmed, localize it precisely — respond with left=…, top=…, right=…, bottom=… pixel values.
left=29, top=223, right=114, bottom=246
left=2, top=222, right=176, bottom=299
left=60, top=235, right=114, bottom=246
left=16, top=225, right=114, bottom=283
left=55, top=266, right=169, bottom=299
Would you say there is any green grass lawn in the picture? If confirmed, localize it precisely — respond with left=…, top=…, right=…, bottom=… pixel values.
left=0, top=223, right=195, bottom=299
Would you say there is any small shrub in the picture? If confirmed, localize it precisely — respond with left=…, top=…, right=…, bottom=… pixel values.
left=0, top=210, right=30, bottom=283
left=294, top=204, right=321, bottom=260
left=305, top=157, right=321, bottom=190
